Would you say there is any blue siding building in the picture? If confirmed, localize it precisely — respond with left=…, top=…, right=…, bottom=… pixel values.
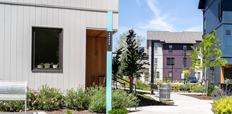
left=199, top=0, right=232, bottom=85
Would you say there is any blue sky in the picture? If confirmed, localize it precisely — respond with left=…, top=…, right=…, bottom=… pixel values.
left=113, top=0, right=203, bottom=47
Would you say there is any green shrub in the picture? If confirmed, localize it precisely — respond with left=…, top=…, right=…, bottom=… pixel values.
left=180, top=85, right=185, bottom=90
left=207, top=85, right=215, bottom=96
left=34, top=85, right=63, bottom=111
left=136, top=82, right=149, bottom=90
left=0, top=100, right=25, bottom=112
left=193, top=86, right=202, bottom=93
left=180, top=84, right=192, bottom=91
left=0, top=85, right=64, bottom=112
left=108, top=108, right=129, bottom=114
left=88, top=87, right=106, bottom=113
left=112, top=89, right=139, bottom=109
left=88, top=87, right=139, bottom=113
left=64, top=88, right=90, bottom=110
left=212, top=96, right=232, bottom=114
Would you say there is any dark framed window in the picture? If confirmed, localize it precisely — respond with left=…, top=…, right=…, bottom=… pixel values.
left=169, top=71, right=172, bottom=77
left=218, top=1, right=222, bottom=22
left=183, top=45, right=187, bottom=53
left=169, top=45, right=173, bottom=53
left=183, top=58, right=187, bottom=67
left=226, top=30, right=231, bottom=35
left=32, top=27, right=63, bottom=72
left=167, top=58, right=175, bottom=66
left=156, top=72, right=160, bottom=78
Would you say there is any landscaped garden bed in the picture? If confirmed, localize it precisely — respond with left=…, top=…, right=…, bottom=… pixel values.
left=181, top=94, right=213, bottom=100
left=0, top=84, right=173, bottom=114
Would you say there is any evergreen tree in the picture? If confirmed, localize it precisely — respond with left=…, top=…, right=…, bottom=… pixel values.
left=123, top=29, right=148, bottom=93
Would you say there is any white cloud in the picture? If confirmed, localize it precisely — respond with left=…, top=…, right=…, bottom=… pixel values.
left=184, top=25, right=203, bottom=32
left=139, top=0, right=174, bottom=32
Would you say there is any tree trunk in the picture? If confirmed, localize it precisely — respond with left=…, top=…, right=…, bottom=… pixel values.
left=205, top=68, right=208, bottom=96
left=129, top=76, right=134, bottom=93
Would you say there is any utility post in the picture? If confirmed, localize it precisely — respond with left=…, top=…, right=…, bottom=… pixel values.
left=106, top=11, right=113, bottom=114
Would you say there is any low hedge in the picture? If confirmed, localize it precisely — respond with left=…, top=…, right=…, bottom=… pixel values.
left=212, top=96, right=232, bottom=114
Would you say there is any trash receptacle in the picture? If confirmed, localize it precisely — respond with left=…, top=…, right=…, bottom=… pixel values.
left=159, top=83, right=171, bottom=101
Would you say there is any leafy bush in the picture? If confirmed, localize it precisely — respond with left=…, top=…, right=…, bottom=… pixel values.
left=33, top=85, right=63, bottom=111
left=64, top=88, right=90, bottom=110
left=180, top=83, right=192, bottom=91
left=212, top=96, right=232, bottom=114
left=207, top=85, right=215, bottom=96
left=0, top=101, right=25, bottom=112
left=108, top=108, right=129, bottom=114
left=88, top=87, right=139, bottom=113
left=0, top=85, right=63, bottom=112
left=193, top=86, right=202, bottom=93
left=88, top=87, right=106, bottom=113
left=136, top=82, right=149, bottom=90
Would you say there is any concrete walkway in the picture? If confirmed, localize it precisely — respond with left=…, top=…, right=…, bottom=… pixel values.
left=129, top=92, right=214, bottom=114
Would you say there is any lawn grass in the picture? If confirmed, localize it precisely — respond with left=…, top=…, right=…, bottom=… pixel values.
left=137, top=94, right=174, bottom=106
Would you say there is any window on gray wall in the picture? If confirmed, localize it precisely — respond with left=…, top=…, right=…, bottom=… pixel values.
left=154, top=58, right=158, bottom=67
left=169, top=45, right=173, bottom=53
left=32, top=27, right=63, bottom=72
left=226, top=30, right=231, bottom=35
left=154, top=45, right=158, bottom=53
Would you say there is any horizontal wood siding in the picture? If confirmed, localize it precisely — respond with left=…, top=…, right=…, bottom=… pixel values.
left=0, top=0, right=118, bottom=90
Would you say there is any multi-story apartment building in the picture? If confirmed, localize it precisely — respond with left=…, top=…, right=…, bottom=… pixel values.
left=198, top=0, right=232, bottom=85
left=147, top=31, right=203, bottom=82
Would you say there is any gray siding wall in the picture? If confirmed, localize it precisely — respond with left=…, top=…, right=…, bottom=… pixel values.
left=0, top=0, right=118, bottom=90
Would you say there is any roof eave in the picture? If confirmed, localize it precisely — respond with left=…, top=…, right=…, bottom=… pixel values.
left=198, top=0, right=205, bottom=9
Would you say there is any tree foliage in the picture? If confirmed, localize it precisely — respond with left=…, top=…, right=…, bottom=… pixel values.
left=123, top=29, right=148, bottom=93
left=182, top=66, right=191, bottom=83
left=112, top=48, right=123, bottom=76
left=187, top=30, right=227, bottom=71
left=187, top=30, right=227, bottom=94
left=114, top=31, right=145, bottom=77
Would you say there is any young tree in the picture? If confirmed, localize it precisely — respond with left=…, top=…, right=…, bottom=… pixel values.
left=182, top=66, right=191, bottom=84
left=114, top=31, right=145, bottom=77
left=187, top=30, right=227, bottom=95
left=123, top=29, right=148, bottom=93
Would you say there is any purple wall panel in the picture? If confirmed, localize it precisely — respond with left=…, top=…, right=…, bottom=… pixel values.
left=163, top=49, right=194, bottom=81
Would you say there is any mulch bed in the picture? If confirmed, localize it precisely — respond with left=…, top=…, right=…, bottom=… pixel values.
left=181, top=94, right=213, bottom=100
left=45, top=109, right=94, bottom=114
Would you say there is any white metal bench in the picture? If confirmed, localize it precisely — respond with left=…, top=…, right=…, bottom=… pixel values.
left=0, top=81, right=27, bottom=114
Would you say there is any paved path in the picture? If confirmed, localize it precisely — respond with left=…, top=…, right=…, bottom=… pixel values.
left=129, top=92, right=214, bottom=114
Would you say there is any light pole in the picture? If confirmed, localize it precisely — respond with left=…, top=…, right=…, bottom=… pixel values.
left=183, top=51, right=186, bottom=67
left=171, top=63, right=174, bottom=83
